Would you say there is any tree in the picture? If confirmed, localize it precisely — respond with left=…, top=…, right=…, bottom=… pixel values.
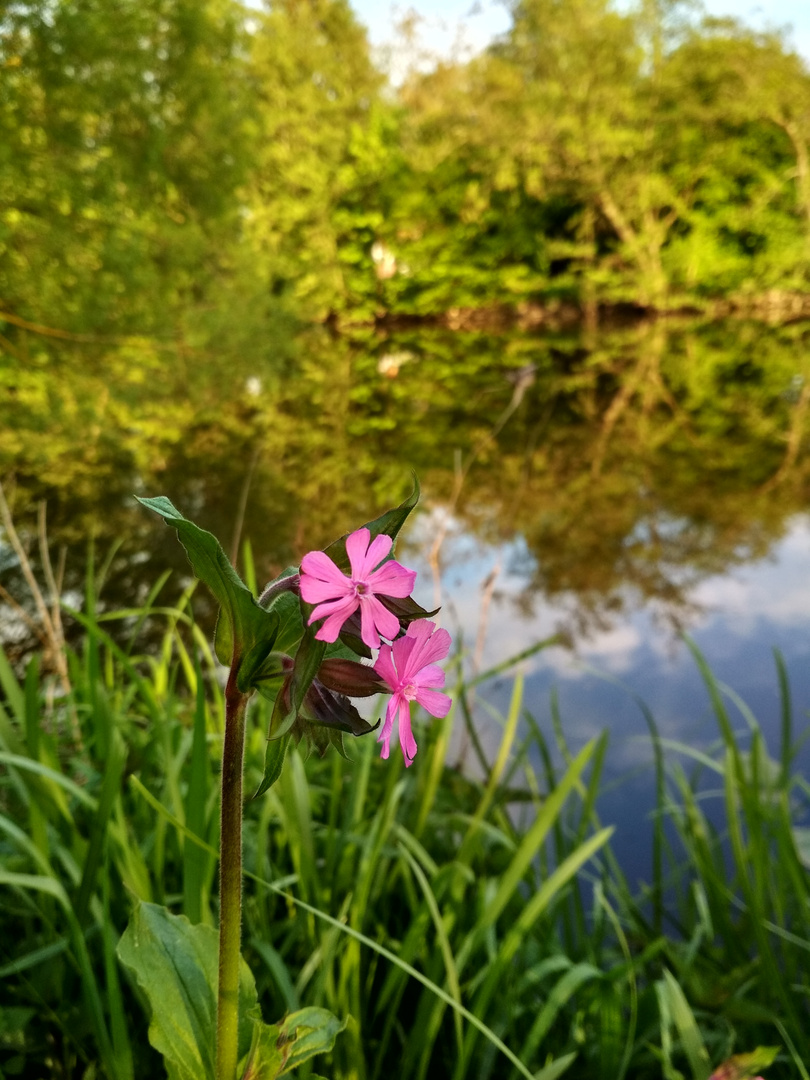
left=490, top=0, right=690, bottom=305
left=0, top=0, right=253, bottom=334
left=656, top=19, right=810, bottom=296
left=244, top=0, right=384, bottom=320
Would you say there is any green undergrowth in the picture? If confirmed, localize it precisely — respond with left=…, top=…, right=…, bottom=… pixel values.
left=0, top=584, right=809, bottom=1079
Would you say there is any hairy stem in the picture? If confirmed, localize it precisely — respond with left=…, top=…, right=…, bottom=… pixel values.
left=217, top=670, right=249, bottom=1080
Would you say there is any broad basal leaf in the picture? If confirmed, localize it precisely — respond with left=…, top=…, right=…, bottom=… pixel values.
left=117, top=902, right=257, bottom=1080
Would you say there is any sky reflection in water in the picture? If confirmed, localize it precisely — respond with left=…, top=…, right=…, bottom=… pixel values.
left=408, top=513, right=810, bottom=887
left=4, top=316, right=810, bottom=887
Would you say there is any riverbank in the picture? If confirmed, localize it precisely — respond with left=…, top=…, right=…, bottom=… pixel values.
left=0, top=577, right=807, bottom=1077
left=333, top=289, right=810, bottom=334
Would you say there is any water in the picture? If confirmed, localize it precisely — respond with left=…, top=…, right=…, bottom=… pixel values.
left=414, top=516, right=810, bottom=887
left=3, top=316, right=810, bottom=886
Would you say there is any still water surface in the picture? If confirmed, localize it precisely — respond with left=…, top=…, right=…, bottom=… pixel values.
left=4, top=316, right=810, bottom=884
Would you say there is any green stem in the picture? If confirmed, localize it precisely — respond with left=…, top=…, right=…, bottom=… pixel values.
left=217, top=669, right=248, bottom=1080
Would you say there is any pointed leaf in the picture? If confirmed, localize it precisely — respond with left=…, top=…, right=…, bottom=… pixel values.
left=337, top=629, right=373, bottom=659
left=252, top=732, right=291, bottom=801
left=240, top=1008, right=346, bottom=1080
left=214, top=610, right=233, bottom=667
left=322, top=477, right=420, bottom=574
left=300, top=682, right=381, bottom=736
left=277, top=1007, right=348, bottom=1075
left=381, top=593, right=441, bottom=623
left=240, top=1023, right=284, bottom=1080
left=264, top=590, right=306, bottom=656
left=136, top=497, right=279, bottom=677
left=237, top=628, right=281, bottom=694
left=708, top=1047, right=779, bottom=1080
left=117, top=902, right=258, bottom=1080
left=268, top=627, right=326, bottom=741
left=325, top=728, right=350, bottom=759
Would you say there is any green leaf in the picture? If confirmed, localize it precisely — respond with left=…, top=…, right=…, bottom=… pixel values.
left=321, top=476, right=420, bottom=574
left=708, top=1047, right=780, bottom=1080
left=277, top=1008, right=348, bottom=1076
left=253, top=732, right=291, bottom=801
left=533, top=1054, right=578, bottom=1080
left=240, top=1023, right=284, bottom=1080
left=380, top=592, right=441, bottom=623
left=252, top=625, right=331, bottom=796
left=791, top=826, right=810, bottom=869
left=117, top=902, right=258, bottom=1080
left=239, top=1008, right=346, bottom=1080
left=268, top=627, right=326, bottom=742
left=660, top=969, right=711, bottom=1080
left=136, top=497, right=279, bottom=675
left=265, top=590, right=305, bottom=652
left=237, top=633, right=283, bottom=694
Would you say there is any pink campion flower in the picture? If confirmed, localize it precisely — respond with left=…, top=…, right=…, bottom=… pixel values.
left=299, top=527, right=417, bottom=650
left=373, top=619, right=452, bottom=766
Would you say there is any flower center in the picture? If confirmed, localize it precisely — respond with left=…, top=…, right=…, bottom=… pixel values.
left=402, top=682, right=418, bottom=702
left=353, top=579, right=369, bottom=598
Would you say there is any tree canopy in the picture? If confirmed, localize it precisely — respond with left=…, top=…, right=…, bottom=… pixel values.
left=2, top=0, right=810, bottom=341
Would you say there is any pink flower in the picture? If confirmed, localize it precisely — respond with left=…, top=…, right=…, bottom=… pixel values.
left=373, top=619, right=452, bottom=766
left=299, top=527, right=417, bottom=650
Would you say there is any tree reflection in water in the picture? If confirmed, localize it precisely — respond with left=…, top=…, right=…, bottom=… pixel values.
left=2, top=317, right=810, bottom=660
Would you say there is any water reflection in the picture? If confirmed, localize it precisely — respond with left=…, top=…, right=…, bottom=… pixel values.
left=426, top=513, right=810, bottom=886
left=2, top=317, right=810, bottom=661
left=5, top=316, right=810, bottom=880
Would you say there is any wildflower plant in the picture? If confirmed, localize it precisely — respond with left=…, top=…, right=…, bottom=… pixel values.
left=120, top=480, right=450, bottom=1080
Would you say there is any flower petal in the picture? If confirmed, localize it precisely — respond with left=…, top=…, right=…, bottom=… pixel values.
left=308, top=595, right=358, bottom=625
left=367, top=559, right=417, bottom=597
left=362, top=532, right=394, bottom=575
left=365, top=594, right=401, bottom=643
left=313, top=616, right=348, bottom=643
left=345, top=528, right=372, bottom=577
left=300, top=550, right=348, bottom=587
left=300, top=574, right=352, bottom=604
left=413, top=664, right=446, bottom=690
left=377, top=696, right=398, bottom=760
left=390, top=632, right=419, bottom=675
left=404, top=621, right=451, bottom=673
left=414, top=688, right=452, bottom=718
left=373, top=643, right=399, bottom=690
left=397, top=697, right=418, bottom=766
left=311, top=598, right=359, bottom=642
left=358, top=601, right=381, bottom=650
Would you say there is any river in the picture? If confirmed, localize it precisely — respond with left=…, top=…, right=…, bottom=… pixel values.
left=3, top=315, right=810, bottom=884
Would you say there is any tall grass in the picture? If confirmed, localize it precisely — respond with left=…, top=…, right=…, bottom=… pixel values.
left=1, top=582, right=809, bottom=1078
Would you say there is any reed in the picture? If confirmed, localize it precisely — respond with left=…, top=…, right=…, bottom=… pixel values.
left=0, top=585, right=808, bottom=1078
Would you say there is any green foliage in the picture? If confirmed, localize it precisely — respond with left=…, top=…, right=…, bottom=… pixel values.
left=136, top=496, right=279, bottom=672
left=243, top=0, right=384, bottom=319
left=1, top=582, right=809, bottom=1078
left=0, top=0, right=253, bottom=334
left=3, top=0, right=810, bottom=350
left=117, top=903, right=255, bottom=1079
left=5, top=317, right=810, bottom=647
left=117, top=902, right=345, bottom=1080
